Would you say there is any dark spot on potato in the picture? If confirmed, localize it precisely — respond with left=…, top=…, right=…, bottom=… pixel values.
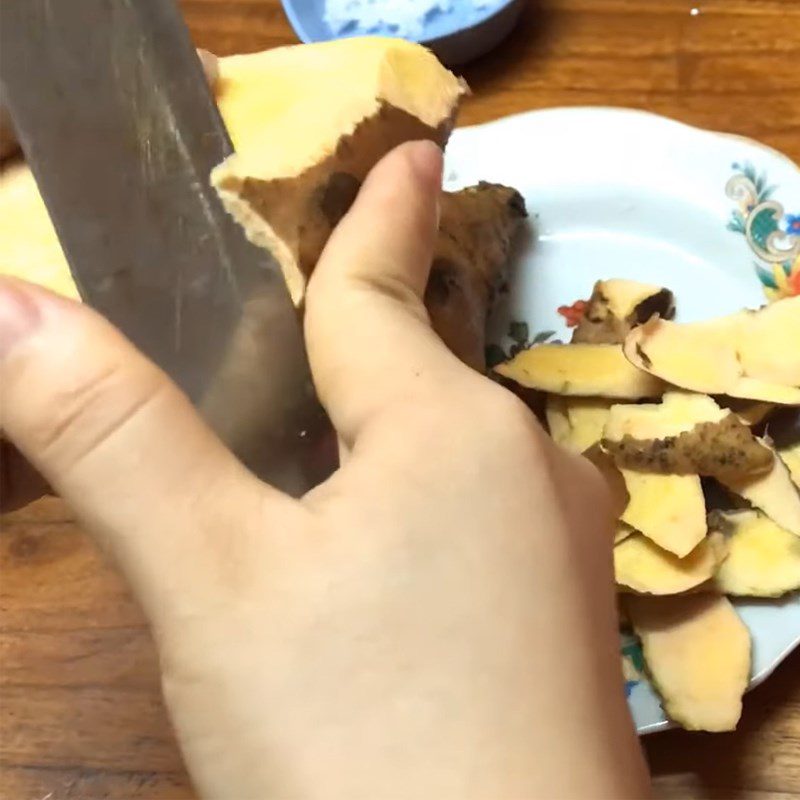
left=320, top=172, right=361, bottom=228
left=425, top=258, right=460, bottom=307
left=634, top=289, right=676, bottom=324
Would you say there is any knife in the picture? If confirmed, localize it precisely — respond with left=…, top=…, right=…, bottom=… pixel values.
left=0, top=0, right=328, bottom=495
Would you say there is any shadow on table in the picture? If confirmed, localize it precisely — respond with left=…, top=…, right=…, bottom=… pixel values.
left=644, top=646, right=800, bottom=799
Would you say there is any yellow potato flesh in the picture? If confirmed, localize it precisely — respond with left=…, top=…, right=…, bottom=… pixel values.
left=0, top=163, right=79, bottom=299
left=605, top=392, right=726, bottom=442
left=626, top=593, right=750, bottom=732
left=614, top=533, right=721, bottom=594
left=215, top=38, right=464, bottom=181
left=496, top=344, right=664, bottom=399
left=721, top=442, right=800, bottom=536
left=714, top=511, right=800, bottom=597
left=620, top=471, right=707, bottom=557
left=545, top=396, right=613, bottom=453
left=623, top=299, right=800, bottom=403
left=738, top=298, right=800, bottom=387
left=598, top=278, right=667, bottom=320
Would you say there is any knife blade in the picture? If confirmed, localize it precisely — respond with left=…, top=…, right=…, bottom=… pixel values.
left=0, top=0, right=328, bottom=494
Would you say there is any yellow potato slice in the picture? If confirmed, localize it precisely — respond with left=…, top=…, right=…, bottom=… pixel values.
left=738, top=298, right=800, bottom=388
left=605, top=391, right=727, bottom=441
left=614, top=533, right=724, bottom=594
left=0, top=163, right=79, bottom=300
left=495, top=344, right=665, bottom=399
left=721, top=441, right=800, bottom=536
left=623, top=298, right=800, bottom=403
left=712, top=510, right=800, bottom=597
left=626, top=593, right=751, bottom=732
left=620, top=471, right=707, bottom=557
left=545, top=396, right=613, bottom=453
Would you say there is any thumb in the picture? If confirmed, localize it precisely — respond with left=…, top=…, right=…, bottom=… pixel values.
left=0, top=277, right=286, bottom=614
left=304, top=140, right=467, bottom=447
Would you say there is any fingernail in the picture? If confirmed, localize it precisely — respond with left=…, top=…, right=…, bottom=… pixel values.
left=408, top=139, right=444, bottom=188
left=0, top=278, right=42, bottom=359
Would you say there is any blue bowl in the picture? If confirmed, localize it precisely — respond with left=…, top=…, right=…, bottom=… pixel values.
left=280, top=0, right=525, bottom=66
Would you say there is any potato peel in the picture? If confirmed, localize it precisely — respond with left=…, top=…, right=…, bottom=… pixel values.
left=572, top=279, right=675, bottom=345
left=623, top=298, right=800, bottom=403
left=620, top=471, right=708, bottom=557
left=711, top=510, right=800, bottom=598
left=614, top=533, right=725, bottom=594
left=626, top=593, right=751, bottom=732
left=605, top=416, right=774, bottom=480
left=545, top=396, right=613, bottom=454
left=496, top=344, right=665, bottom=399
left=720, top=440, right=800, bottom=536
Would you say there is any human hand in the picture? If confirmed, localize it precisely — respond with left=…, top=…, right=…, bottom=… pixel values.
left=0, top=142, right=649, bottom=799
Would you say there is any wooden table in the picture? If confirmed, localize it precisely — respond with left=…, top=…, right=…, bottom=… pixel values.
left=2, top=1, right=799, bottom=798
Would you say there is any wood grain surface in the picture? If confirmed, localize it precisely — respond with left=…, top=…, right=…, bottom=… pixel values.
left=2, top=1, right=799, bottom=798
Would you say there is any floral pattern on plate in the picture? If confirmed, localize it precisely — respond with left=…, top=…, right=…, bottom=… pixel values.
left=726, top=161, right=800, bottom=301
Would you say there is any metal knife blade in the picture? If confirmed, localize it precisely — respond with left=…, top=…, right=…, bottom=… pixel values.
left=0, top=0, right=328, bottom=494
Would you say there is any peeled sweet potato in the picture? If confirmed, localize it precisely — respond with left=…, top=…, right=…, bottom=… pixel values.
left=626, top=593, right=751, bottom=732
left=711, top=510, right=800, bottom=597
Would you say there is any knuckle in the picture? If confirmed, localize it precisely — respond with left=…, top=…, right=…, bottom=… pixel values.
left=31, top=359, right=164, bottom=471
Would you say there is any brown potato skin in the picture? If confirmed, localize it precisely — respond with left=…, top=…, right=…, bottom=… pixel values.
left=603, top=414, right=774, bottom=480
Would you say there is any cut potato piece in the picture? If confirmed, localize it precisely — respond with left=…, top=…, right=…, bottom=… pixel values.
left=720, top=440, right=800, bottom=536
left=545, top=396, right=613, bottom=453
left=614, top=533, right=724, bottom=594
left=495, top=344, right=664, bottom=399
left=212, top=38, right=466, bottom=304
left=620, top=471, right=707, bottom=557
left=626, top=593, right=750, bottom=732
left=572, top=279, right=675, bottom=345
left=624, top=298, right=800, bottom=403
left=711, top=510, right=800, bottom=597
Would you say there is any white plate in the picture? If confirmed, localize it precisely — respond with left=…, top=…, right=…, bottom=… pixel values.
left=444, top=107, right=800, bottom=735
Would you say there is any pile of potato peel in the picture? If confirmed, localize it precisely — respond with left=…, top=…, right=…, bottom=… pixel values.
left=497, top=279, right=800, bottom=732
